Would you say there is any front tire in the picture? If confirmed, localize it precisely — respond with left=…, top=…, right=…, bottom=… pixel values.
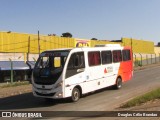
left=71, top=87, right=80, bottom=102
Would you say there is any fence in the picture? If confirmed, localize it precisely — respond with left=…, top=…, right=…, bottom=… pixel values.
left=133, top=53, right=160, bottom=67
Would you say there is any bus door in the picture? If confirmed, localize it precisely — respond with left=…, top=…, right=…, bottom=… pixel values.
left=64, top=52, right=86, bottom=96
left=101, top=50, right=115, bottom=86
left=83, top=51, right=103, bottom=91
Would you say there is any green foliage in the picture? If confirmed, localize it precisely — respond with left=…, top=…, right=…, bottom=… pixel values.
left=61, top=32, right=72, bottom=38
left=91, top=38, right=98, bottom=40
left=121, top=88, right=160, bottom=108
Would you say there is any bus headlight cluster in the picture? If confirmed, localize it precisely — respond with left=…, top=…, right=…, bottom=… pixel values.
left=55, top=92, right=63, bottom=98
left=55, top=81, right=63, bottom=88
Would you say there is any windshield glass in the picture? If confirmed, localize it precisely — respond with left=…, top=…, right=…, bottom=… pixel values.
left=35, top=50, right=69, bottom=69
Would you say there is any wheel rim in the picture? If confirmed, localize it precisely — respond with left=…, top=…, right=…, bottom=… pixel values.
left=72, top=88, right=80, bottom=102
left=117, top=78, right=122, bottom=88
left=73, top=90, right=79, bottom=101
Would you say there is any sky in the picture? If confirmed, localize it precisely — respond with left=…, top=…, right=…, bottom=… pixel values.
left=0, top=0, right=160, bottom=44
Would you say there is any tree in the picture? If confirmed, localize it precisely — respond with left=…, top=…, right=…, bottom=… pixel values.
left=61, top=32, right=72, bottom=38
left=91, top=38, right=98, bottom=40
left=158, top=42, right=160, bottom=47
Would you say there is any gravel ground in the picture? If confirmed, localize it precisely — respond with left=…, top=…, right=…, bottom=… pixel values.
left=0, top=84, right=32, bottom=98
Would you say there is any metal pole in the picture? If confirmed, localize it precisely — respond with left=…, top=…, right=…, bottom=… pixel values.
left=146, top=54, right=148, bottom=65
left=38, top=31, right=40, bottom=54
left=133, top=53, right=137, bottom=67
left=139, top=53, right=142, bottom=66
left=122, top=37, right=125, bottom=46
left=27, top=36, right=30, bottom=61
left=155, top=54, right=156, bottom=63
left=9, top=58, right=13, bottom=84
left=33, top=57, right=36, bottom=62
left=131, top=38, right=133, bottom=52
left=151, top=54, right=152, bottom=64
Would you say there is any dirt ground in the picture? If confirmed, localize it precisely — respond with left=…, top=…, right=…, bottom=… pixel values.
left=0, top=63, right=160, bottom=111
left=0, top=84, right=32, bottom=98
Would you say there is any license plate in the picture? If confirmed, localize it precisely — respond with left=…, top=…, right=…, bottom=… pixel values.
left=41, top=91, right=47, bottom=94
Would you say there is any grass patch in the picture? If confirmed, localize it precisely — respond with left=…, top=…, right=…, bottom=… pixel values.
left=121, top=88, right=160, bottom=108
left=0, top=81, right=30, bottom=88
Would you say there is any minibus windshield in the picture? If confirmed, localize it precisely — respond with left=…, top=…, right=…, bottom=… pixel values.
left=35, top=51, right=70, bottom=69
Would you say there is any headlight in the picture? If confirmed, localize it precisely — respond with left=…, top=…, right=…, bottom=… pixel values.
left=55, top=81, right=63, bottom=88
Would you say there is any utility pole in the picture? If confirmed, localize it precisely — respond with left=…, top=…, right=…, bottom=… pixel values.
left=9, top=58, right=13, bottom=84
left=131, top=38, right=133, bottom=52
left=38, top=31, right=40, bottom=54
left=27, top=36, right=30, bottom=61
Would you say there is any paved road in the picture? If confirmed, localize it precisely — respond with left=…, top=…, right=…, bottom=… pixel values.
left=0, top=66, right=160, bottom=112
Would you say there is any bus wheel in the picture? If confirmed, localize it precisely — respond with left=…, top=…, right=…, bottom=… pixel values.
left=115, top=77, right=122, bottom=89
left=71, top=87, right=80, bottom=102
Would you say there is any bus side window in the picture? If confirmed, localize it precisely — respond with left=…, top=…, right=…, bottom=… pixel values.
left=88, top=51, right=101, bottom=66
left=67, top=54, right=75, bottom=69
left=122, top=50, right=131, bottom=61
left=68, top=52, right=85, bottom=69
left=113, top=50, right=122, bottom=63
left=75, top=55, right=79, bottom=67
left=101, top=51, right=112, bottom=64
left=66, top=52, right=85, bottom=78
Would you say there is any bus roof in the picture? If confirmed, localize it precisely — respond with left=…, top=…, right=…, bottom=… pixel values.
left=95, top=44, right=121, bottom=47
left=43, top=48, right=72, bottom=52
left=41, top=44, right=130, bottom=53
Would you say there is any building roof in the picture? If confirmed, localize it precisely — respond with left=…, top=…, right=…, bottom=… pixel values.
left=0, top=61, right=34, bottom=70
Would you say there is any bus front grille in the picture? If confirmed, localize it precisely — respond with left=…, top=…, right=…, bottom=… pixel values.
left=35, top=92, right=56, bottom=97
